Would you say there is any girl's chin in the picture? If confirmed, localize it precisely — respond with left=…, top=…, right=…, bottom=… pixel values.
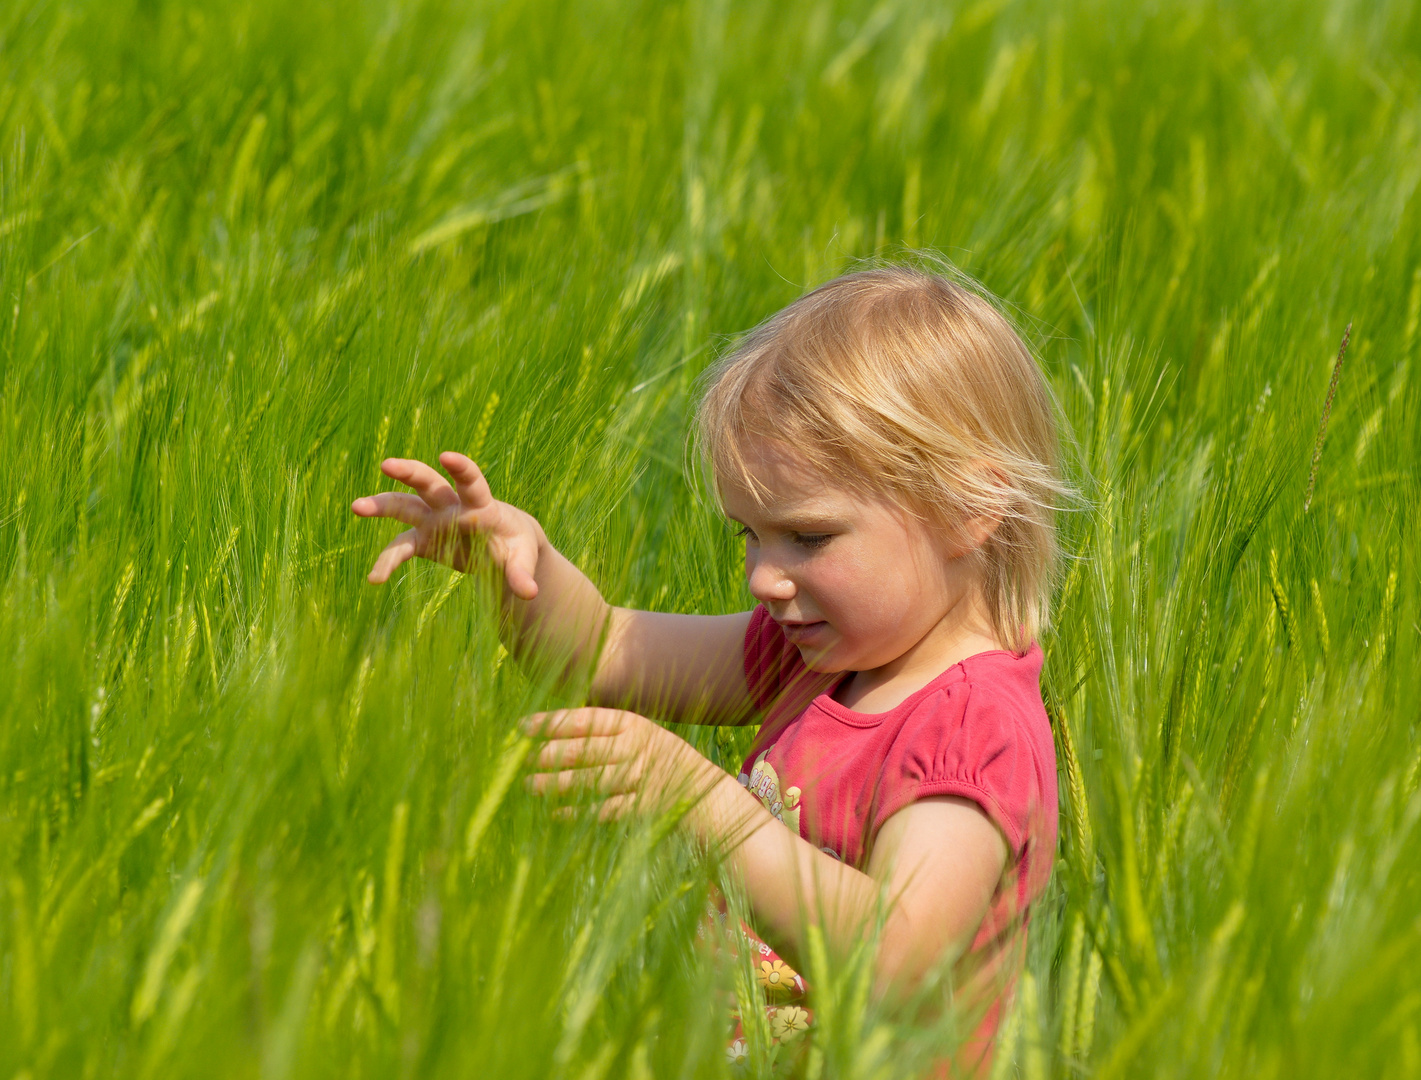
left=790, top=635, right=850, bottom=673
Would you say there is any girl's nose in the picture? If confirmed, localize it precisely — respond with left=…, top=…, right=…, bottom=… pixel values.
left=747, top=556, right=796, bottom=604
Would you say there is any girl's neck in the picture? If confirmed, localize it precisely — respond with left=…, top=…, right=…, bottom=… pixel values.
left=831, top=595, right=1003, bottom=714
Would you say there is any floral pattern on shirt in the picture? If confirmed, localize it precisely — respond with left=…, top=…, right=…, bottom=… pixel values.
left=758, top=958, right=798, bottom=997
left=700, top=895, right=813, bottom=1065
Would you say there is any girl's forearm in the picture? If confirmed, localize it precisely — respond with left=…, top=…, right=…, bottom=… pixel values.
left=497, top=543, right=752, bottom=724
left=499, top=535, right=613, bottom=684
left=690, top=771, right=883, bottom=974
left=688, top=768, right=958, bottom=999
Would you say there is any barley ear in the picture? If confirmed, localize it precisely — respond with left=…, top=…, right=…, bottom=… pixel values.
left=1303, top=321, right=1352, bottom=513
left=1051, top=705, right=1094, bottom=879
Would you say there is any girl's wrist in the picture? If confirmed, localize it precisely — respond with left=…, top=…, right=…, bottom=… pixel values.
left=680, top=764, right=761, bottom=852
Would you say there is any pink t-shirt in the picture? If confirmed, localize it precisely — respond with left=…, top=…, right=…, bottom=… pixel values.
left=737, top=604, right=1057, bottom=1045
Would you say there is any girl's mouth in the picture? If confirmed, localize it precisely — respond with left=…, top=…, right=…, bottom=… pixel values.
left=778, top=620, right=828, bottom=645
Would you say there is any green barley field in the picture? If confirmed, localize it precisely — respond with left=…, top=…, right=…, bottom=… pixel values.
left=2, top=0, right=1418, bottom=1075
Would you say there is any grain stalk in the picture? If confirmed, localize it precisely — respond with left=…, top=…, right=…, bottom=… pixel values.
left=1303, top=322, right=1352, bottom=513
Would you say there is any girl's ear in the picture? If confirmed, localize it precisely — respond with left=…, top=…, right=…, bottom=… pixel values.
left=953, top=460, right=1011, bottom=554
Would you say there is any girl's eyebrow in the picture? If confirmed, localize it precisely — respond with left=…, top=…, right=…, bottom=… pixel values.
left=780, top=517, right=846, bottom=532
left=724, top=498, right=851, bottom=531
left=753, top=512, right=849, bottom=532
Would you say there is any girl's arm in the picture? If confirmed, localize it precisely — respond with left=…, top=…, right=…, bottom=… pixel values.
left=527, top=708, right=1009, bottom=997
left=716, top=788, right=1007, bottom=995
left=353, top=453, right=754, bottom=725
left=590, top=607, right=755, bottom=723
left=494, top=527, right=755, bottom=722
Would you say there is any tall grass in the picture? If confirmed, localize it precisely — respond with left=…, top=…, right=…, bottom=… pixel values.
left=1, top=0, right=1418, bottom=1075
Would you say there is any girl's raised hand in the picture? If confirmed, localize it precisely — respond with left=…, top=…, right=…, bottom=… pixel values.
left=351, top=451, right=543, bottom=599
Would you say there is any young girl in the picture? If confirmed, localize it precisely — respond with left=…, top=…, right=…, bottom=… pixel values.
left=351, top=265, right=1064, bottom=1070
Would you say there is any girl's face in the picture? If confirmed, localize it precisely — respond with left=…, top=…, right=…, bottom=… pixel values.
left=720, top=436, right=984, bottom=675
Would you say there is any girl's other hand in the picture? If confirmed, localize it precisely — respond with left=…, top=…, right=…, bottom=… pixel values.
left=351, top=451, right=543, bottom=599
left=522, top=708, right=723, bottom=820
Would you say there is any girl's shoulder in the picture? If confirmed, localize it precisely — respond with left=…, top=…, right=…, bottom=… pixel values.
left=911, top=642, right=1053, bottom=772
left=954, top=644, right=1049, bottom=727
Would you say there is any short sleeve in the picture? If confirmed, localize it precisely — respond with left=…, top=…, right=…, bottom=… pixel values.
left=870, top=649, right=1058, bottom=903
left=912, top=685, right=1036, bottom=855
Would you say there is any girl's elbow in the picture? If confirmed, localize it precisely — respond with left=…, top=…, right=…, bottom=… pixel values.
left=872, top=924, right=970, bottom=1002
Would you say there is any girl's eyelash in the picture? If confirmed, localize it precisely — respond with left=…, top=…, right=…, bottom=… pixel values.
left=731, top=525, right=830, bottom=549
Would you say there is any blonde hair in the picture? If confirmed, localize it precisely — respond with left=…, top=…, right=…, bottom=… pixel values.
left=694, top=262, right=1069, bottom=652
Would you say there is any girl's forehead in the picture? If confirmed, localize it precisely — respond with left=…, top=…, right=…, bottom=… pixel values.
left=739, top=437, right=828, bottom=487
left=718, top=438, right=881, bottom=521
left=721, top=439, right=836, bottom=500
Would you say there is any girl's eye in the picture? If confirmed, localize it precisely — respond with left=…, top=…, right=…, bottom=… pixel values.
left=734, top=524, right=757, bottom=543
left=794, top=533, right=832, bottom=550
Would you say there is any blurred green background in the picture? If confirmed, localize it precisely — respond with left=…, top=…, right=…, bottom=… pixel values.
left=0, top=0, right=1418, bottom=1075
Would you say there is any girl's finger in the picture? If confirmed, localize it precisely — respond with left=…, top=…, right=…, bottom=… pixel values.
left=535, top=735, right=623, bottom=770
left=597, top=793, right=639, bottom=821
left=367, top=529, right=420, bottom=583
left=550, top=795, right=638, bottom=822
left=503, top=535, right=540, bottom=601
left=439, top=452, right=495, bottom=509
left=381, top=458, right=460, bottom=510
left=505, top=567, right=539, bottom=601
left=351, top=492, right=432, bottom=526
left=525, top=763, right=637, bottom=796
left=523, top=708, right=629, bottom=740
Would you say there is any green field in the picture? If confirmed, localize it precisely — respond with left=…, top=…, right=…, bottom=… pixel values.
left=2, top=0, right=1418, bottom=1075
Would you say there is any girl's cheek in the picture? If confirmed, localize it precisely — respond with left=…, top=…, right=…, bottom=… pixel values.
left=838, top=555, right=915, bottom=625
left=806, top=552, right=873, bottom=620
